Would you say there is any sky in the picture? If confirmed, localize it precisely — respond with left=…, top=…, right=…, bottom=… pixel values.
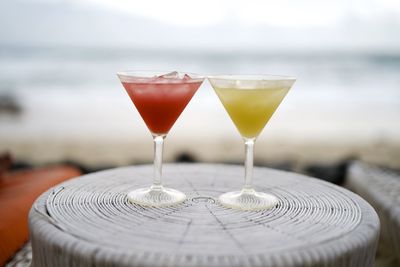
left=1, top=0, right=400, bottom=51
left=87, top=0, right=400, bottom=28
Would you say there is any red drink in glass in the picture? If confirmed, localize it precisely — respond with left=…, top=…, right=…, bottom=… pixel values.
left=117, top=71, right=204, bottom=207
left=122, top=80, right=201, bottom=135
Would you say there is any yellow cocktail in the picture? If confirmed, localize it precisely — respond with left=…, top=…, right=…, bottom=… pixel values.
left=209, top=75, right=296, bottom=211
left=214, top=87, right=289, bottom=138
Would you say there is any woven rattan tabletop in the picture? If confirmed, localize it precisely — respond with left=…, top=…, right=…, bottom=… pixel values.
left=29, top=164, right=379, bottom=267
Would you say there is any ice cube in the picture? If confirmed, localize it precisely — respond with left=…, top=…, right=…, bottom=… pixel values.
left=147, top=75, right=159, bottom=82
left=235, top=80, right=243, bottom=88
left=182, top=74, right=191, bottom=81
left=159, top=71, right=179, bottom=79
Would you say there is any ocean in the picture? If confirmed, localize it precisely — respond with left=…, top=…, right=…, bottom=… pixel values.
left=1, top=45, right=399, bottom=167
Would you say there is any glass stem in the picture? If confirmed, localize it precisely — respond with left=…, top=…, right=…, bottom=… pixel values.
left=152, top=135, right=165, bottom=190
left=243, top=138, right=255, bottom=192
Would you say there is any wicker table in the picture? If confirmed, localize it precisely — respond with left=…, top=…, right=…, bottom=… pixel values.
left=29, top=164, right=379, bottom=267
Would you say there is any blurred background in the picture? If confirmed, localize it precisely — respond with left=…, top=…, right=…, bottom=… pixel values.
left=0, top=0, right=399, bottom=171
left=1, top=1, right=400, bottom=265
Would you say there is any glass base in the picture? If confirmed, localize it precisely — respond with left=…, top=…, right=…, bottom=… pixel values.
left=127, top=186, right=186, bottom=207
left=218, top=189, right=278, bottom=211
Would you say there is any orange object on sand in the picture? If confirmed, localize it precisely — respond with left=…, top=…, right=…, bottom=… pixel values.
left=0, top=164, right=81, bottom=266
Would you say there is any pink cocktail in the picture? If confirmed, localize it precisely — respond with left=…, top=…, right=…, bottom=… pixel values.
left=122, top=76, right=201, bottom=135
left=117, top=71, right=204, bottom=207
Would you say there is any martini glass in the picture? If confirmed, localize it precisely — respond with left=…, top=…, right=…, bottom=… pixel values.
left=117, top=71, right=204, bottom=207
left=208, top=74, right=296, bottom=211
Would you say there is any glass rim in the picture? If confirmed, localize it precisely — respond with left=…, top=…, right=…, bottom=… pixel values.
left=207, top=74, right=296, bottom=82
left=117, top=70, right=205, bottom=83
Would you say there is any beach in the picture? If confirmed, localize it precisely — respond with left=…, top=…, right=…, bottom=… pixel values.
left=1, top=47, right=400, bottom=169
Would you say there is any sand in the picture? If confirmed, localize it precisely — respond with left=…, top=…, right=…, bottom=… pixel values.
left=1, top=83, right=399, bottom=169
left=2, top=135, right=399, bottom=170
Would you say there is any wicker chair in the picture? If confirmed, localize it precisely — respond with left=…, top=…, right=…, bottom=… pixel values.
left=346, top=161, right=400, bottom=266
